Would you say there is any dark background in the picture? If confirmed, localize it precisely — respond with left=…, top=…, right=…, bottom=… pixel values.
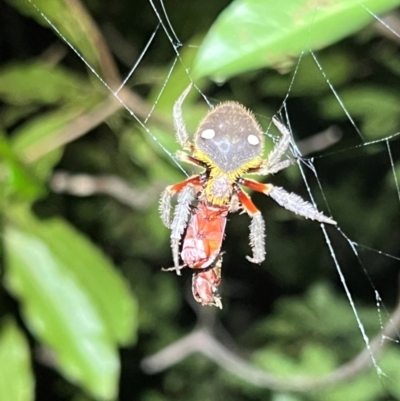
left=1, top=1, right=400, bottom=400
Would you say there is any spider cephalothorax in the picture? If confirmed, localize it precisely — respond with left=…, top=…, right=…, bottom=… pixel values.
left=194, top=102, right=264, bottom=205
left=160, top=84, right=336, bottom=307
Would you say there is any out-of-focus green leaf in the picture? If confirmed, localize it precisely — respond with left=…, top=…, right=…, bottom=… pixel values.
left=193, top=0, right=400, bottom=80
left=251, top=340, right=394, bottom=401
left=314, top=371, right=383, bottom=401
left=253, top=343, right=337, bottom=377
left=0, top=104, right=39, bottom=129
left=0, top=319, right=34, bottom=401
left=251, top=283, right=378, bottom=344
left=0, top=134, right=45, bottom=205
left=379, top=346, right=400, bottom=398
left=7, top=0, right=102, bottom=71
left=321, top=86, right=400, bottom=140
left=138, top=37, right=208, bottom=167
left=310, top=350, right=398, bottom=401
left=11, top=100, right=99, bottom=180
left=4, top=208, right=138, bottom=400
left=147, top=36, right=201, bottom=113
left=0, top=62, right=93, bottom=106
left=261, top=50, right=354, bottom=97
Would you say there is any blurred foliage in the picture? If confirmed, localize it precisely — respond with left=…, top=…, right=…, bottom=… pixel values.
left=0, top=0, right=400, bottom=401
left=193, top=0, right=400, bottom=80
left=0, top=319, right=34, bottom=401
left=4, top=207, right=136, bottom=399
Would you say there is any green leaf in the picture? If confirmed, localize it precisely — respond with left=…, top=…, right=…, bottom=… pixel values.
left=0, top=61, right=92, bottom=106
left=379, top=346, right=400, bottom=398
left=321, top=86, right=400, bottom=139
left=192, top=0, right=400, bottom=80
left=0, top=319, right=34, bottom=401
left=10, top=95, right=101, bottom=180
left=4, top=208, right=138, bottom=400
left=252, top=343, right=337, bottom=377
left=0, top=134, right=45, bottom=205
left=261, top=50, right=354, bottom=97
left=313, top=360, right=388, bottom=401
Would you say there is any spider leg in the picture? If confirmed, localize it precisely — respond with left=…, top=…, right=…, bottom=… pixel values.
left=159, top=175, right=202, bottom=228
left=159, top=189, right=173, bottom=228
left=229, top=193, right=241, bottom=213
left=170, top=184, right=197, bottom=275
left=234, top=185, right=266, bottom=264
left=250, top=159, right=294, bottom=176
left=269, top=117, right=292, bottom=165
left=173, top=84, right=193, bottom=149
left=239, top=178, right=336, bottom=225
left=161, top=265, right=186, bottom=273
left=176, top=151, right=208, bottom=168
left=254, top=117, right=294, bottom=176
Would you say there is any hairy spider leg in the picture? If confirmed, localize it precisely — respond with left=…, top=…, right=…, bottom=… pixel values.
left=192, top=253, right=223, bottom=309
left=239, top=178, right=336, bottom=225
left=159, top=175, right=203, bottom=275
left=173, top=83, right=193, bottom=149
left=249, top=117, right=294, bottom=176
left=181, top=202, right=228, bottom=269
left=159, top=175, right=203, bottom=227
left=268, top=117, right=293, bottom=167
left=234, top=186, right=266, bottom=264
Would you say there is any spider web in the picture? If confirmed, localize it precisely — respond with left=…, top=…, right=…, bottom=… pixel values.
left=20, top=0, right=400, bottom=397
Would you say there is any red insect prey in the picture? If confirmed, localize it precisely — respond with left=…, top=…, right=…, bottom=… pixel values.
left=181, top=203, right=228, bottom=269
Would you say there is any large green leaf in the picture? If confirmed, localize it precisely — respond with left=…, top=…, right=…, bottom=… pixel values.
left=0, top=319, right=34, bottom=401
left=192, top=0, right=400, bottom=80
left=4, top=208, right=138, bottom=400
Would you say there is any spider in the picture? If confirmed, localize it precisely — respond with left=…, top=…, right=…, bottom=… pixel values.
left=160, top=84, right=336, bottom=283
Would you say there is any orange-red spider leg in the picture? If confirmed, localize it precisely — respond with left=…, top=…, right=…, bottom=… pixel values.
left=159, top=175, right=203, bottom=228
left=238, top=178, right=273, bottom=195
left=176, top=151, right=208, bottom=168
left=235, top=186, right=266, bottom=264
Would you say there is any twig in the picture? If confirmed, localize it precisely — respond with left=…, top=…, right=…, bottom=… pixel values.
left=373, top=11, right=400, bottom=45
left=141, top=300, right=400, bottom=391
left=297, top=126, right=342, bottom=155
left=51, top=171, right=165, bottom=210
